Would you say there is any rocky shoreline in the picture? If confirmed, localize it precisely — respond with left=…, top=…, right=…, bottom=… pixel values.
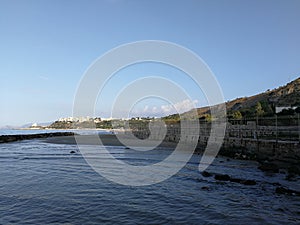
left=194, top=143, right=300, bottom=178
left=200, top=171, right=300, bottom=196
left=0, top=132, right=76, bottom=143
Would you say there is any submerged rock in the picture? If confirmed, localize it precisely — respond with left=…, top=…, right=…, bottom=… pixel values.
left=258, top=162, right=279, bottom=173
left=201, top=171, right=212, bottom=177
left=285, top=173, right=299, bottom=182
left=240, top=180, right=256, bottom=185
left=215, top=174, right=231, bottom=181
left=214, top=173, right=257, bottom=186
left=288, top=165, right=300, bottom=175
left=229, top=178, right=242, bottom=183
left=275, top=187, right=300, bottom=196
left=201, top=186, right=210, bottom=191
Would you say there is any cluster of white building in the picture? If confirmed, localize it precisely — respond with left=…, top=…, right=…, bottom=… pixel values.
left=58, top=116, right=98, bottom=123
left=57, top=116, right=150, bottom=123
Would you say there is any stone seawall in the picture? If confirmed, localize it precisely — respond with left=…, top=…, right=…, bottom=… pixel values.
left=130, top=122, right=300, bottom=167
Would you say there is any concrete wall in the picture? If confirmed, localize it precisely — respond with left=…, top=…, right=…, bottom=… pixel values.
left=129, top=122, right=300, bottom=163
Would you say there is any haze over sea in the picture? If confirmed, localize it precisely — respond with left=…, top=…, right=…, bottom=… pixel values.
left=0, top=129, right=299, bottom=224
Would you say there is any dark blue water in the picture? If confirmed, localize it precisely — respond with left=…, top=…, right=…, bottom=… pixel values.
left=0, top=138, right=299, bottom=224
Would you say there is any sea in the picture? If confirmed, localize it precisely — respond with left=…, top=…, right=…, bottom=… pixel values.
left=0, top=129, right=299, bottom=224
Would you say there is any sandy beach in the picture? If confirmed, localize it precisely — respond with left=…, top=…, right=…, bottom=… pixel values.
left=43, top=134, right=179, bottom=148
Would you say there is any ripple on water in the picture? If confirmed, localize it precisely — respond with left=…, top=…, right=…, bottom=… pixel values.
left=0, top=139, right=299, bottom=224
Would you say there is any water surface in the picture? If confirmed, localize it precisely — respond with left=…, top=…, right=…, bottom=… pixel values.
left=0, top=134, right=299, bottom=224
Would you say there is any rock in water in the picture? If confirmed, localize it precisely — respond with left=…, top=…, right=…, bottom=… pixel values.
left=201, top=171, right=212, bottom=177
left=275, top=187, right=300, bottom=196
left=215, top=174, right=231, bottom=181
left=240, top=180, right=256, bottom=185
left=201, top=186, right=210, bottom=190
left=258, top=162, right=279, bottom=173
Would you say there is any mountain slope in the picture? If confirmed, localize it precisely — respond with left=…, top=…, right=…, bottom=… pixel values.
left=184, top=77, right=300, bottom=118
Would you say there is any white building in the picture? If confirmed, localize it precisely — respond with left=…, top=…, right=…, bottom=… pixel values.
left=275, top=106, right=297, bottom=114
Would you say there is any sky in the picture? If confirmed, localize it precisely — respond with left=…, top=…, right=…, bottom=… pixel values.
left=0, top=0, right=300, bottom=127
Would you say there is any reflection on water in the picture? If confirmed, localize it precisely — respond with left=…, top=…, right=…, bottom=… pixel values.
left=0, top=138, right=299, bottom=224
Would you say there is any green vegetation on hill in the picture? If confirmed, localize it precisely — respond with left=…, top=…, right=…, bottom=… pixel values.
left=180, top=77, right=300, bottom=120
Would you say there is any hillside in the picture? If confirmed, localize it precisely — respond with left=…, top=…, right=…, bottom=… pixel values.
left=226, top=77, right=300, bottom=114
left=179, top=77, right=300, bottom=120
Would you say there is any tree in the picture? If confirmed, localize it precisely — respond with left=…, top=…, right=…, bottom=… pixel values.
left=255, top=102, right=264, bottom=116
left=232, top=111, right=243, bottom=120
left=205, top=114, right=213, bottom=122
left=260, top=101, right=274, bottom=116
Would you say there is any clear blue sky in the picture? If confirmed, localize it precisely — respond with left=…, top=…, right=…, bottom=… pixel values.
left=1, top=0, right=299, bottom=126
